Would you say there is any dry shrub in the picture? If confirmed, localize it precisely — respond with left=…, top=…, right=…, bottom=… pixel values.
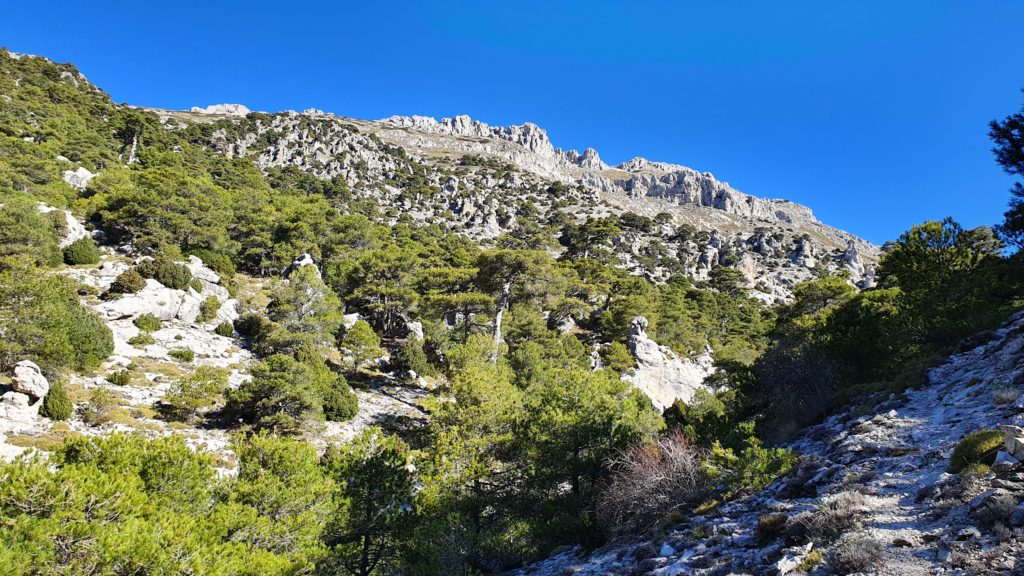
left=829, top=533, right=884, bottom=574
left=596, top=431, right=709, bottom=538
left=757, top=513, right=789, bottom=543
left=806, top=490, right=867, bottom=540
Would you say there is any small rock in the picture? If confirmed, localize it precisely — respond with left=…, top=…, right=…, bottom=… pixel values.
left=993, top=450, right=1020, bottom=470
left=1009, top=502, right=1024, bottom=526
left=62, top=166, right=95, bottom=190
left=775, top=543, right=813, bottom=575
left=659, top=543, right=675, bottom=557
left=991, top=478, right=1024, bottom=491
left=956, top=527, right=981, bottom=541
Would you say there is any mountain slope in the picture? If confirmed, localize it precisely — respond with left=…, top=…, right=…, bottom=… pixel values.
left=516, top=312, right=1024, bottom=575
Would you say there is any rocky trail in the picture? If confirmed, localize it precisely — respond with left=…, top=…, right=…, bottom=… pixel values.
left=519, top=312, right=1024, bottom=575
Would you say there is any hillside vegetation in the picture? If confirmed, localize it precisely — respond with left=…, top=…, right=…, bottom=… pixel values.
left=0, top=49, right=1023, bottom=575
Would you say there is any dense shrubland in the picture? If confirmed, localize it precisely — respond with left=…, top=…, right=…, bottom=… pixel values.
left=1, top=49, right=1023, bottom=574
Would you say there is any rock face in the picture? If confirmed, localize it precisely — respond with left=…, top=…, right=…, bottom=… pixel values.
left=516, top=311, right=1024, bottom=575
left=96, top=257, right=238, bottom=325
left=624, top=317, right=714, bottom=411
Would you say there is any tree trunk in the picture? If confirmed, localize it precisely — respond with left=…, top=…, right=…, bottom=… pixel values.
left=491, top=281, right=512, bottom=362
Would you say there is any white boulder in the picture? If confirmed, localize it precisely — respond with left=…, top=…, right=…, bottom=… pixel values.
left=11, top=360, right=48, bottom=402
left=62, top=166, right=95, bottom=191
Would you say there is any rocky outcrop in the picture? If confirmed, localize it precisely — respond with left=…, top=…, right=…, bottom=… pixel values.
left=96, top=257, right=237, bottom=325
left=190, top=103, right=251, bottom=116
left=624, top=317, right=714, bottom=411
left=61, top=166, right=95, bottom=191
left=38, top=204, right=90, bottom=248
left=0, top=361, right=49, bottom=435
left=284, top=253, right=319, bottom=279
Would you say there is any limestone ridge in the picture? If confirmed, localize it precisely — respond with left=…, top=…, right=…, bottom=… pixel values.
left=382, top=114, right=820, bottom=226
left=381, top=114, right=609, bottom=177
left=152, top=105, right=878, bottom=300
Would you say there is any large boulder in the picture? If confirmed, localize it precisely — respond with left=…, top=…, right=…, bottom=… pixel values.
left=0, top=361, right=48, bottom=435
left=11, top=360, right=48, bottom=402
left=62, top=166, right=95, bottom=191
left=624, top=317, right=714, bottom=411
left=185, top=255, right=221, bottom=284
left=96, top=279, right=185, bottom=321
left=0, top=391, right=38, bottom=434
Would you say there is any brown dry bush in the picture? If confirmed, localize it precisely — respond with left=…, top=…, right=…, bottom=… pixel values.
left=596, top=431, right=710, bottom=538
left=806, top=490, right=867, bottom=540
left=829, top=533, right=884, bottom=574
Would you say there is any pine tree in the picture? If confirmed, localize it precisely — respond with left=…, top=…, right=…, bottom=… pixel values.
left=39, top=376, right=73, bottom=421
left=341, top=320, right=383, bottom=371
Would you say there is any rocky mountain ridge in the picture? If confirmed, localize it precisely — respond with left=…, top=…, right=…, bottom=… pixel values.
left=156, top=105, right=878, bottom=301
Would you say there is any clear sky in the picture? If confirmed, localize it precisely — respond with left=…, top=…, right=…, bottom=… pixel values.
left=3, top=1, right=1023, bottom=244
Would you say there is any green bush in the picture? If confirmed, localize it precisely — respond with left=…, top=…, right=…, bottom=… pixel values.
left=392, top=338, right=433, bottom=376
left=133, top=313, right=161, bottom=332
left=189, top=249, right=235, bottom=279
left=128, top=333, right=155, bottom=346
left=62, top=237, right=100, bottom=265
left=198, top=296, right=221, bottom=323
left=66, top=307, right=115, bottom=371
left=960, top=463, right=992, bottom=478
left=224, top=354, right=323, bottom=434
left=137, top=258, right=192, bottom=290
left=110, top=268, right=146, bottom=294
left=0, top=195, right=62, bottom=269
left=83, top=388, right=116, bottom=425
left=162, top=366, right=228, bottom=422
left=234, top=312, right=275, bottom=341
left=190, top=278, right=204, bottom=293
left=321, top=375, right=359, bottom=422
left=40, top=377, right=73, bottom=421
left=214, top=321, right=234, bottom=337
left=947, top=429, right=1004, bottom=474
left=340, top=320, right=383, bottom=371
left=46, top=210, right=68, bottom=237
left=168, top=348, right=195, bottom=362
left=107, top=369, right=131, bottom=386
left=0, top=267, right=114, bottom=373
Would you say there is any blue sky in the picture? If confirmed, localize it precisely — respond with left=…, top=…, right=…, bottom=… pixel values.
left=3, top=1, right=1023, bottom=244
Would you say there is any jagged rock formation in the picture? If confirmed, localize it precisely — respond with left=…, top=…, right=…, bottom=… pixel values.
left=515, top=311, right=1024, bottom=575
left=146, top=107, right=879, bottom=300
left=624, top=317, right=714, bottom=411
